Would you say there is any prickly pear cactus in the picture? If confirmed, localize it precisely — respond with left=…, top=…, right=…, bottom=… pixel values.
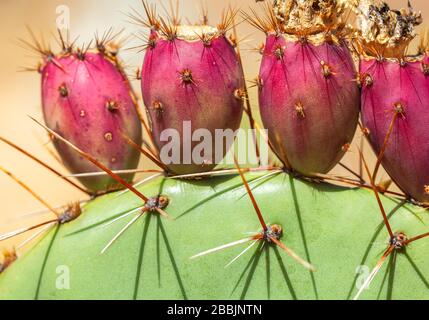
left=3, top=0, right=429, bottom=302
left=1, top=173, right=429, bottom=300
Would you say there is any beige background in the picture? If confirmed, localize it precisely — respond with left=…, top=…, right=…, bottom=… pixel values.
left=0, top=0, right=427, bottom=251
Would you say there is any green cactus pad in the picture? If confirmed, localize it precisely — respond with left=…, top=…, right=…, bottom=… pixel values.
left=1, top=172, right=428, bottom=300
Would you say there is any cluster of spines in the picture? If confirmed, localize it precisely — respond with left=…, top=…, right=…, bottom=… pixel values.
left=127, top=0, right=240, bottom=50
left=19, top=27, right=130, bottom=75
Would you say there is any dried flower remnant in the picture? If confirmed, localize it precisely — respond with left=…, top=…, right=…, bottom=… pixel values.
left=273, top=0, right=351, bottom=36
left=355, top=0, right=422, bottom=58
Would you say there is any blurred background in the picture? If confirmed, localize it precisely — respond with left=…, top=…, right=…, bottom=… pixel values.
left=0, top=0, right=427, bottom=252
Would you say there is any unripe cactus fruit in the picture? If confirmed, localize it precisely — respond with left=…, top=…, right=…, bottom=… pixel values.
left=253, top=1, right=360, bottom=174
left=41, top=39, right=142, bottom=193
left=141, top=15, right=244, bottom=175
left=357, top=1, right=429, bottom=203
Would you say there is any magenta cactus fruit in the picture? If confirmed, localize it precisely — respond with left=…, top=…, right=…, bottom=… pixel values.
left=357, top=2, right=429, bottom=203
left=40, top=37, right=142, bottom=193
left=141, top=11, right=244, bottom=175
left=253, top=1, right=360, bottom=175
left=360, top=58, right=429, bottom=203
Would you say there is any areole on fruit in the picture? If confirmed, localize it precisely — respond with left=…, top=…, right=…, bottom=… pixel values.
left=250, top=1, right=360, bottom=175
left=140, top=5, right=245, bottom=175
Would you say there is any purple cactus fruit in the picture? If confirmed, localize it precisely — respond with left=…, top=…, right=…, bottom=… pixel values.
left=360, top=58, right=429, bottom=203
left=358, top=1, right=429, bottom=203
left=41, top=42, right=142, bottom=193
left=141, top=21, right=244, bottom=175
left=255, top=1, right=360, bottom=175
